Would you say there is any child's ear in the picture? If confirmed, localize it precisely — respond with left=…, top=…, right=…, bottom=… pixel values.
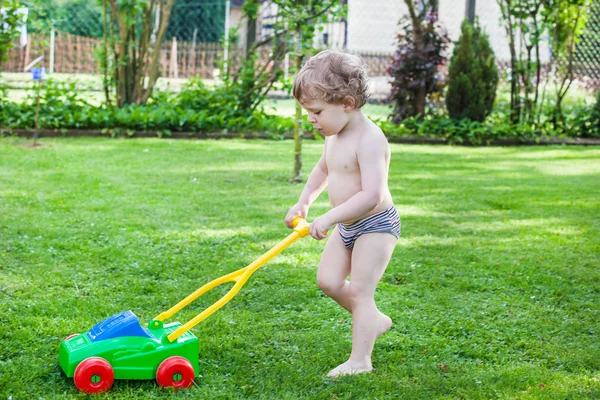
left=343, top=96, right=356, bottom=111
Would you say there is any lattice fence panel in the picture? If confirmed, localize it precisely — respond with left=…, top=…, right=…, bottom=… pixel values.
left=573, top=1, right=600, bottom=90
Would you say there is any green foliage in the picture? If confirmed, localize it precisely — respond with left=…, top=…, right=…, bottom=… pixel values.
left=0, top=0, right=24, bottom=69
left=577, top=90, right=600, bottom=137
left=51, top=0, right=104, bottom=38
left=0, top=78, right=299, bottom=135
left=232, top=0, right=346, bottom=115
left=388, top=2, right=450, bottom=122
left=446, top=19, right=498, bottom=122
left=497, top=0, right=591, bottom=124
left=378, top=99, right=600, bottom=144
left=243, top=0, right=346, bottom=55
left=101, top=0, right=177, bottom=107
left=18, top=0, right=56, bottom=34
left=1, top=79, right=597, bottom=142
left=166, top=0, right=226, bottom=42
left=225, top=52, right=276, bottom=115
left=574, top=0, right=600, bottom=76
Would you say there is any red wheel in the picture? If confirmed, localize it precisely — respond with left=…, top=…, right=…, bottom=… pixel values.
left=156, top=356, right=195, bottom=389
left=73, top=357, right=114, bottom=394
left=64, top=333, right=79, bottom=341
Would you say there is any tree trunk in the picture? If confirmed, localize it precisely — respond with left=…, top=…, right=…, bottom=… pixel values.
left=246, top=15, right=256, bottom=56
left=499, top=0, right=520, bottom=124
left=533, top=15, right=541, bottom=120
left=553, top=6, right=581, bottom=127
left=291, top=31, right=303, bottom=183
left=416, top=86, right=426, bottom=116
left=405, top=0, right=427, bottom=119
left=107, top=0, right=175, bottom=107
left=466, top=0, right=476, bottom=24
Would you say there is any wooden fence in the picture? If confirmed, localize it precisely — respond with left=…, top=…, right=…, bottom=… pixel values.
left=1, top=30, right=394, bottom=81
left=3, top=30, right=597, bottom=90
left=1, top=31, right=241, bottom=79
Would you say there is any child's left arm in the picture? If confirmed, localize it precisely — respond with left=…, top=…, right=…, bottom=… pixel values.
left=309, top=137, right=388, bottom=239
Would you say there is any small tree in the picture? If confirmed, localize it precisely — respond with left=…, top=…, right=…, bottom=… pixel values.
left=545, top=0, right=589, bottom=126
left=496, top=0, right=590, bottom=125
left=388, top=0, right=450, bottom=122
left=103, top=0, right=176, bottom=107
left=445, top=18, right=498, bottom=122
left=0, top=0, right=23, bottom=72
left=238, top=0, right=345, bottom=183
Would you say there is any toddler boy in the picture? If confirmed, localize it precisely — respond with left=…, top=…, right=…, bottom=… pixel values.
left=284, top=50, right=400, bottom=377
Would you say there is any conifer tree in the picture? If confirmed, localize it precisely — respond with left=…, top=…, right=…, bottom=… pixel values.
left=446, top=18, right=498, bottom=122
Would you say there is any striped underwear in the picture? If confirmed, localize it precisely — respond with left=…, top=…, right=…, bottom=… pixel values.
left=337, top=206, right=401, bottom=250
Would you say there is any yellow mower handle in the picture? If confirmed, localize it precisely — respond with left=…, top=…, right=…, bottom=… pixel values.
left=151, top=217, right=310, bottom=343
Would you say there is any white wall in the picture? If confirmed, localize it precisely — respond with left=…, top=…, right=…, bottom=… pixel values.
left=347, top=0, right=551, bottom=62
left=230, top=6, right=247, bottom=50
left=347, top=0, right=408, bottom=53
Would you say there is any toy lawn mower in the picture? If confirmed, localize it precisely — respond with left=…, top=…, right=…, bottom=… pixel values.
left=59, top=218, right=310, bottom=394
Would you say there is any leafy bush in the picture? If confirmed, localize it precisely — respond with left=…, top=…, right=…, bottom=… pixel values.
left=1, top=77, right=597, bottom=143
left=378, top=102, right=599, bottom=144
left=388, top=9, right=450, bottom=122
left=0, top=0, right=24, bottom=69
left=445, top=19, right=498, bottom=122
left=0, top=78, right=300, bottom=136
left=575, top=91, right=600, bottom=138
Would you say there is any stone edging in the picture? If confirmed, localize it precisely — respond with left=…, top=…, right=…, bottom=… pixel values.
left=2, top=128, right=599, bottom=146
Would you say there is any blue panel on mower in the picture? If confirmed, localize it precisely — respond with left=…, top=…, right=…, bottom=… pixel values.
left=87, top=310, right=154, bottom=342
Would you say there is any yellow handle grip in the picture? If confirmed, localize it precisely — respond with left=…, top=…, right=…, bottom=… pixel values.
left=154, top=218, right=311, bottom=342
left=293, top=216, right=328, bottom=235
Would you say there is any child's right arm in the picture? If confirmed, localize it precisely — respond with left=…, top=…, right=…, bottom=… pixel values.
left=284, top=148, right=328, bottom=228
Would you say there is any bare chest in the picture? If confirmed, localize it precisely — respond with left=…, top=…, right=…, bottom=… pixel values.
left=325, top=137, right=360, bottom=174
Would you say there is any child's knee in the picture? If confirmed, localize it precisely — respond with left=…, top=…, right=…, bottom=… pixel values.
left=316, top=274, right=343, bottom=296
left=347, top=282, right=372, bottom=303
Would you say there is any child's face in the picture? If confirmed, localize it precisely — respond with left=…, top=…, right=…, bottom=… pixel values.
left=300, top=99, right=351, bottom=137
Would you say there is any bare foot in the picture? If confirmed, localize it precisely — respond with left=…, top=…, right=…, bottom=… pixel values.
left=327, top=361, right=373, bottom=377
left=377, top=313, right=393, bottom=337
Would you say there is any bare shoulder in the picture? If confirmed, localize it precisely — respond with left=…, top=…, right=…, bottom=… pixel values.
left=358, top=119, right=389, bottom=153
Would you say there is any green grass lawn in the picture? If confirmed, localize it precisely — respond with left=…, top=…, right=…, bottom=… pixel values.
left=0, top=137, right=599, bottom=399
left=263, top=98, right=393, bottom=120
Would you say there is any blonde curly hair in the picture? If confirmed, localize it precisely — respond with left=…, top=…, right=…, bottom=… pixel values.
left=293, top=49, right=370, bottom=108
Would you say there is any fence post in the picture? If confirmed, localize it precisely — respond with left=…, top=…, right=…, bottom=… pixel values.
left=189, top=28, right=197, bottom=77
left=23, top=40, right=30, bottom=71
left=49, top=26, right=55, bottom=74
left=170, top=37, right=178, bottom=79
left=224, top=0, right=231, bottom=78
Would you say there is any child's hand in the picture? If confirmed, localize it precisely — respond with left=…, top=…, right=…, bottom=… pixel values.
left=284, top=203, right=309, bottom=229
left=309, top=216, right=333, bottom=240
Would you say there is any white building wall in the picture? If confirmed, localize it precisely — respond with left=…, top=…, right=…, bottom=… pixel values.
left=347, top=0, right=551, bottom=62
left=347, top=0, right=408, bottom=53
left=230, top=6, right=247, bottom=50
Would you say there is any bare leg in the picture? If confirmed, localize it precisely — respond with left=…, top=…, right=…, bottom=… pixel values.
left=316, top=227, right=353, bottom=311
left=327, top=232, right=397, bottom=377
left=316, top=229, right=395, bottom=335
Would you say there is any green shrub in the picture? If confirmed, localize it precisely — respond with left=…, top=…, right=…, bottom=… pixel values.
left=595, top=90, right=600, bottom=124
left=446, top=19, right=498, bottom=122
left=388, top=10, right=450, bottom=122
left=0, top=78, right=303, bottom=136
left=577, top=91, right=600, bottom=138
left=377, top=103, right=598, bottom=144
left=1, top=77, right=596, bottom=143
